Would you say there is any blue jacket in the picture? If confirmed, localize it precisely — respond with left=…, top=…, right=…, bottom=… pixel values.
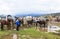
left=16, top=20, right=21, bottom=26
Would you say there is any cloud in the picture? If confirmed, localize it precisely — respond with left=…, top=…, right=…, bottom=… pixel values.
left=0, top=0, right=60, bottom=15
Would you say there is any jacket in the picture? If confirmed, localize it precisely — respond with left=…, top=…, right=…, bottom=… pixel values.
left=16, top=20, right=21, bottom=26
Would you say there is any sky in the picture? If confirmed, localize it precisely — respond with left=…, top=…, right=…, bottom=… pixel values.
left=0, top=0, right=60, bottom=15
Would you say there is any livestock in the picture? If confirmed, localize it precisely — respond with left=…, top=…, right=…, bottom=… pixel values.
left=0, top=15, right=14, bottom=30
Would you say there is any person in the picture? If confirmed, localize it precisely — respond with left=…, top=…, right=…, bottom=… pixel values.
left=16, top=18, right=21, bottom=31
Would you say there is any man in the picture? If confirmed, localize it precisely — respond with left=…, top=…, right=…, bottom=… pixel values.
left=16, top=18, right=21, bottom=31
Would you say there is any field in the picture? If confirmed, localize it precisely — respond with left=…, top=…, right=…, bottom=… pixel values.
left=0, top=27, right=60, bottom=39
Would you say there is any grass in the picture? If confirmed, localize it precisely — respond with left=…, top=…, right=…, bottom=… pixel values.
left=0, top=30, right=12, bottom=39
left=0, top=27, right=60, bottom=39
left=18, top=27, right=60, bottom=39
left=18, top=28, right=41, bottom=37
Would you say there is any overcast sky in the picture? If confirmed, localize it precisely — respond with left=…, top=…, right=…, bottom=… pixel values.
left=0, top=0, right=60, bottom=15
